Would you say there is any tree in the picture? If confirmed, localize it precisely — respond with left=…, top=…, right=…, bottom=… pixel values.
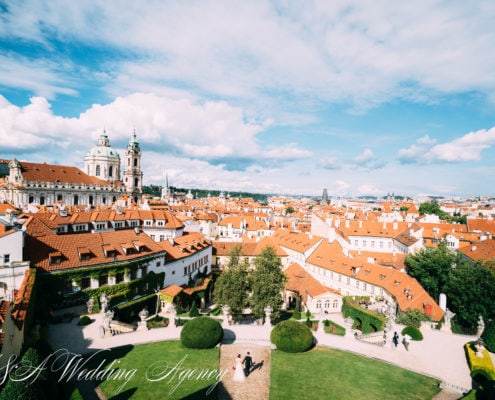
left=250, top=246, right=287, bottom=320
left=404, top=242, right=459, bottom=302
left=213, top=245, right=250, bottom=316
left=285, top=206, right=295, bottom=215
left=418, top=201, right=441, bottom=216
left=443, top=262, right=495, bottom=333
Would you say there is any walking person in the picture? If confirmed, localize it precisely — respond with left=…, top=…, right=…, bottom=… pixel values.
left=393, top=332, right=399, bottom=348
left=232, top=354, right=245, bottom=382
left=242, top=351, right=254, bottom=377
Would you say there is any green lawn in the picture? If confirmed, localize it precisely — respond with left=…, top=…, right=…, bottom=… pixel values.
left=69, top=341, right=222, bottom=400
left=67, top=341, right=441, bottom=400
left=270, top=347, right=441, bottom=400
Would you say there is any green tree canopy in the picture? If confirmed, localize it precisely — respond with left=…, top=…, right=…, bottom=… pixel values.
left=212, top=245, right=250, bottom=316
left=404, top=242, right=459, bottom=302
left=250, top=246, right=287, bottom=320
left=443, top=262, right=495, bottom=332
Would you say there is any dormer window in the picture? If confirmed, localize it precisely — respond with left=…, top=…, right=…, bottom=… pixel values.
left=49, top=251, right=62, bottom=266
left=379, top=274, right=386, bottom=281
left=157, top=221, right=164, bottom=227
left=144, top=220, right=153, bottom=226
left=78, top=247, right=92, bottom=262
left=103, top=245, right=118, bottom=258
left=133, top=241, right=147, bottom=252
left=121, top=243, right=134, bottom=255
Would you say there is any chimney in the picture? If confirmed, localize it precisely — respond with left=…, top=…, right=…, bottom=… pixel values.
left=393, top=222, right=398, bottom=230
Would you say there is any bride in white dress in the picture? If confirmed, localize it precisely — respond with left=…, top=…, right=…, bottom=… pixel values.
left=232, top=354, right=245, bottom=382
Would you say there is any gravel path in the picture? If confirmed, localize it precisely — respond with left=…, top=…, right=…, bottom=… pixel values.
left=217, top=344, right=271, bottom=400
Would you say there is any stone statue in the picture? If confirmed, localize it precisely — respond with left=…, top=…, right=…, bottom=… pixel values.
left=100, top=293, right=109, bottom=313
left=139, top=308, right=149, bottom=322
left=86, top=297, right=94, bottom=314
left=477, top=315, right=485, bottom=337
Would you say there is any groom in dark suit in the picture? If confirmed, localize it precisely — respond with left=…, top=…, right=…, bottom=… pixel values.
left=242, top=351, right=253, bottom=377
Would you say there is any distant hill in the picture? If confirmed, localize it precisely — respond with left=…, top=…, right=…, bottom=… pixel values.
left=142, top=185, right=269, bottom=203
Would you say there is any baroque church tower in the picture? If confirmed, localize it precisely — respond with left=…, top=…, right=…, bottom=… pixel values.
left=84, top=130, right=121, bottom=182
left=123, top=129, right=143, bottom=200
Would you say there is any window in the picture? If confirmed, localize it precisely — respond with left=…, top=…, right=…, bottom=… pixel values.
left=157, top=221, right=164, bottom=227
left=354, top=239, right=358, bottom=246
left=74, top=195, right=79, bottom=205
left=3, top=254, right=10, bottom=264
left=184, top=267, right=187, bottom=275
left=371, top=241, right=375, bottom=248
left=134, top=158, right=138, bottom=167
left=316, top=300, right=321, bottom=309
left=145, top=220, right=152, bottom=226
left=325, top=300, right=330, bottom=309
left=362, top=240, right=367, bottom=247
left=380, top=241, right=383, bottom=248
left=99, top=275, right=108, bottom=287
left=81, top=277, right=90, bottom=290
left=333, top=300, right=339, bottom=308
left=109, top=166, right=113, bottom=177
left=96, top=165, right=101, bottom=176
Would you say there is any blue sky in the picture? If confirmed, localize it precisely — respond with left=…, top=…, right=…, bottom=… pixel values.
left=1, top=1, right=495, bottom=198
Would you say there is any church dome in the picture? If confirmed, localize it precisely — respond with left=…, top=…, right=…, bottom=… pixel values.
left=86, top=133, right=120, bottom=159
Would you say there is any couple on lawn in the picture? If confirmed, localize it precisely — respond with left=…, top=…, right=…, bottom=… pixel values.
left=233, top=351, right=254, bottom=382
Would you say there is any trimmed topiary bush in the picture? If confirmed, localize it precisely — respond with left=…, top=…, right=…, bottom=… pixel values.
left=401, top=325, right=423, bottom=341
left=78, top=315, right=92, bottom=326
left=189, top=302, right=200, bottom=317
left=270, top=320, right=314, bottom=353
left=180, top=316, right=223, bottom=349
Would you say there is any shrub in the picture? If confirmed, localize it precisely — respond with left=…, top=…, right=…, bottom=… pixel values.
left=180, top=316, right=223, bottom=349
left=401, top=326, right=423, bottom=341
left=324, top=320, right=346, bottom=336
left=78, top=315, right=92, bottom=326
left=189, top=302, right=200, bottom=317
left=396, top=309, right=429, bottom=328
left=292, top=309, right=301, bottom=320
left=464, top=342, right=495, bottom=382
left=482, top=322, right=495, bottom=353
left=270, top=320, right=314, bottom=353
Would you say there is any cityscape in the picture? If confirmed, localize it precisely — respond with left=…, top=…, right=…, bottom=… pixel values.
left=1, top=1, right=495, bottom=399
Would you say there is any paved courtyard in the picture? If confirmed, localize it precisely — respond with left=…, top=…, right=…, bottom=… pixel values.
left=47, top=309, right=478, bottom=399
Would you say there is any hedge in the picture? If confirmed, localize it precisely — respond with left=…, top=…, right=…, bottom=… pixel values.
left=270, top=320, right=314, bottom=353
left=180, top=317, right=223, bottom=349
left=464, top=342, right=495, bottom=381
left=401, top=326, right=423, bottom=341
left=324, top=319, right=346, bottom=336
left=78, top=315, right=92, bottom=326
left=343, top=296, right=386, bottom=334
left=113, top=294, right=158, bottom=323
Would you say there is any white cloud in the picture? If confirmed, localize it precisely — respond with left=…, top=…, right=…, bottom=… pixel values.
left=398, top=128, right=495, bottom=164
left=0, top=54, right=77, bottom=99
left=2, top=1, right=495, bottom=111
left=356, top=184, right=382, bottom=196
left=317, top=157, right=340, bottom=170
left=353, top=148, right=385, bottom=170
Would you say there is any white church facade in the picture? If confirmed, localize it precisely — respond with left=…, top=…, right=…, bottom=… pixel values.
left=0, top=130, right=143, bottom=210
